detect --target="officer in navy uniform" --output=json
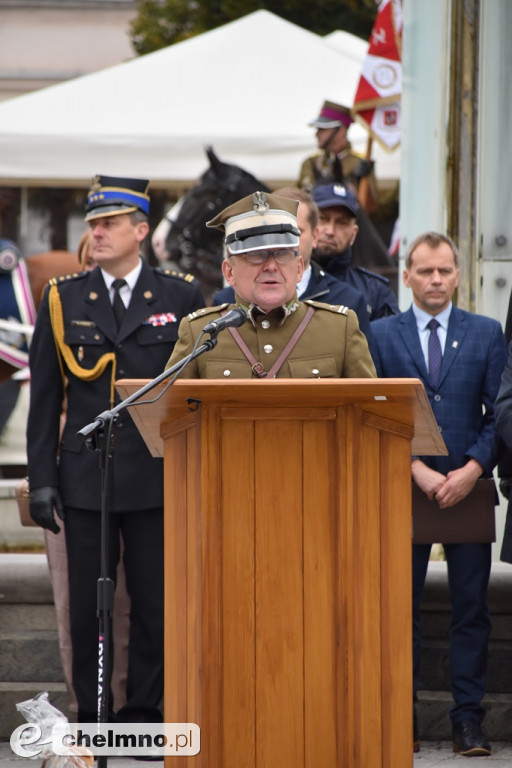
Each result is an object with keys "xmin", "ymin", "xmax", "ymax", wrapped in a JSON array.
[
  {"xmin": 311, "ymin": 183, "xmax": 399, "ymax": 321},
  {"xmin": 27, "ymin": 175, "xmax": 205, "ymax": 723},
  {"xmin": 167, "ymin": 191, "xmax": 376, "ymax": 380}
]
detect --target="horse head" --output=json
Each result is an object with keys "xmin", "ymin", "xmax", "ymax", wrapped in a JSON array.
[{"xmin": 165, "ymin": 147, "xmax": 270, "ymax": 302}]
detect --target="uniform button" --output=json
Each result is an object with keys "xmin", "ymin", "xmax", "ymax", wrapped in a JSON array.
[
  {"xmin": 264, "ymin": 344, "xmax": 273, "ymax": 354},
  {"xmin": 312, "ymin": 368, "xmax": 320, "ymax": 375},
  {"xmin": 94, "ymin": 334, "xmax": 101, "ymax": 340},
  {"xmin": 119, "ymin": 370, "xmax": 125, "ymax": 376},
  {"xmin": 261, "ymin": 320, "xmax": 270, "ymax": 329},
  {"xmin": 434, "ymin": 394, "xmax": 441, "ymax": 402},
  {"xmin": 223, "ymin": 369, "xmax": 231, "ymax": 377}
]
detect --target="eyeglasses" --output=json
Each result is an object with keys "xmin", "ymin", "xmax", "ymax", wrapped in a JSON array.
[{"xmin": 235, "ymin": 249, "xmax": 299, "ymax": 265}]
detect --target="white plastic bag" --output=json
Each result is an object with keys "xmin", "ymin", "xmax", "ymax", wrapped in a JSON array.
[{"xmin": 14, "ymin": 691, "xmax": 93, "ymax": 767}]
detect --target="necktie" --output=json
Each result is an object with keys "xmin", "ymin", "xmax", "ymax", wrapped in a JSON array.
[
  {"xmin": 112, "ymin": 278, "xmax": 127, "ymax": 329},
  {"xmin": 427, "ymin": 318, "xmax": 442, "ymax": 386}
]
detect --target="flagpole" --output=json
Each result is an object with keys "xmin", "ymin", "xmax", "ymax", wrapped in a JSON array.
[{"xmin": 357, "ymin": 135, "xmax": 373, "ymax": 211}]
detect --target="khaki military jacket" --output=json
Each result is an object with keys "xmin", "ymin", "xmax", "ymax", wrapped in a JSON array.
[{"xmin": 166, "ymin": 297, "xmax": 376, "ymax": 380}]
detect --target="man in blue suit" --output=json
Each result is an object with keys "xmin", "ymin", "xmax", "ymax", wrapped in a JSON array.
[{"xmin": 371, "ymin": 231, "xmax": 508, "ymax": 757}]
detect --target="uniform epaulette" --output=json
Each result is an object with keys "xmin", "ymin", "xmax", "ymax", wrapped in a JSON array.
[
  {"xmin": 48, "ymin": 271, "xmax": 86, "ymax": 286},
  {"xmin": 353, "ymin": 266, "xmax": 391, "ymax": 285},
  {"xmin": 186, "ymin": 304, "xmax": 229, "ymax": 321},
  {"xmin": 156, "ymin": 267, "xmax": 196, "ymax": 283},
  {"xmin": 304, "ymin": 299, "xmax": 350, "ymax": 316}
]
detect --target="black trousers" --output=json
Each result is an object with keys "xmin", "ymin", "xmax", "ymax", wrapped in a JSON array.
[{"xmin": 65, "ymin": 506, "xmax": 164, "ymax": 723}]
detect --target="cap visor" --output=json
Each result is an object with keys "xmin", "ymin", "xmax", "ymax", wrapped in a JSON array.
[
  {"xmin": 84, "ymin": 204, "xmax": 137, "ymax": 222},
  {"xmin": 309, "ymin": 118, "xmax": 343, "ymax": 128},
  {"xmin": 227, "ymin": 232, "xmax": 299, "ymax": 255}
]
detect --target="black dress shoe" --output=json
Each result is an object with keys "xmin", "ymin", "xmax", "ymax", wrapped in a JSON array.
[{"xmin": 452, "ymin": 719, "xmax": 491, "ymax": 757}]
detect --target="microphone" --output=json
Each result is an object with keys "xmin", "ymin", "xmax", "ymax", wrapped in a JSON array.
[{"xmin": 203, "ymin": 307, "xmax": 248, "ymax": 334}]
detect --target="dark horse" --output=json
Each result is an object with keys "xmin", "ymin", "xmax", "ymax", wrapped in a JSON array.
[
  {"xmin": 155, "ymin": 146, "xmax": 269, "ymax": 303},
  {"xmin": 154, "ymin": 146, "xmax": 397, "ymax": 303}
]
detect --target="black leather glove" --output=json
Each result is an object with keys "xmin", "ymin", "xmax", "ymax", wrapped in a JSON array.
[
  {"xmin": 352, "ymin": 159, "xmax": 374, "ymax": 180},
  {"xmin": 499, "ymin": 477, "xmax": 512, "ymax": 501},
  {"xmin": 29, "ymin": 486, "xmax": 64, "ymax": 534}
]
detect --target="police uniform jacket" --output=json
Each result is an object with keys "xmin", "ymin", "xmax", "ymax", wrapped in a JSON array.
[
  {"xmin": 317, "ymin": 247, "xmax": 400, "ymax": 321},
  {"xmin": 166, "ymin": 297, "xmax": 376, "ymax": 380},
  {"xmin": 27, "ymin": 260, "xmax": 204, "ymax": 511}
]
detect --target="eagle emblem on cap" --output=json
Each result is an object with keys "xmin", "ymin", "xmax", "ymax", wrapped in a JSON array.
[
  {"xmin": 252, "ymin": 191, "xmax": 269, "ymax": 213},
  {"xmin": 90, "ymin": 175, "xmax": 102, "ymax": 192}
]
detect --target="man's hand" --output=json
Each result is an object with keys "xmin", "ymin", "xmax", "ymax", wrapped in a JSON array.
[
  {"xmin": 434, "ymin": 460, "xmax": 483, "ymax": 508},
  {"xmin": 352, "ymin": 159, "xmax": 374, "ymax": 180},
  {"xmin": 29, "ymin": 486, "xmax": 64, "ymax": 534},
  {"xmin": 411, "ymin": 459, "xmax": 445, "ymax": 499}
]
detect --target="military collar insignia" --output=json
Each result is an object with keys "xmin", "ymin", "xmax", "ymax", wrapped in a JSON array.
[{"xmin": 247, "ymin": 300, "xmax": 299, "ymax": 327}]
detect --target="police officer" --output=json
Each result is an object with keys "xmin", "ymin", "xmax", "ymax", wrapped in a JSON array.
[
  {"xmin": 27, "ymin": 174, "xmax": 205, "ymax": 723},
  {"xmin": 312, "ymin": 183, "xmax": 400, "ymax": 321},
  {"xmin": 167, "ymin": 191, "xmax": 376, "ymax": 379}
]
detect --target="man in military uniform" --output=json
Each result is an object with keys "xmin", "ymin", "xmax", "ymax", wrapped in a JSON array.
[
  {"xmin": 312, "ymin": 183, "xmax": 399, "ymax": 321},
  {"xmin": 26, "ymin": 175, "xmax": 204, "ymax": 723},
  {"xmin": 166, "ymin": 191, "xmax": 376, "ymax": 380},
  {"xmin": 211, "ymin": 187, "xmax": 372, "ymax": 345},
  {"xmin": 298, "ymin": 99, "xmax": 378, "ymax": 212}
]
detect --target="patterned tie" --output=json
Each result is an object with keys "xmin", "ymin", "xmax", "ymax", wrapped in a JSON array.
[
  {"xmin": 112, "ymin": 278, "xmax": 127, "ymax": 329},
  {"xmin": 427, "ymin": 318, "xmax": 442, "ymax": 386}
]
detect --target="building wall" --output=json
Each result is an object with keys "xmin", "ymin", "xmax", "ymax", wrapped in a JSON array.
[{"xmin": 0, "ymin": 0, "xmax": 136, "ymax": 101}]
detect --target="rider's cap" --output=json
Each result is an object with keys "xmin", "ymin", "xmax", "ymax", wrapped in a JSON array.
[
  {"xmin": 207, "ymin": 191, "xmax": 300, "ymax": 254},
  {"xmin": 85, "ymin": 174, "xmax": 150, "ymax": 222},
  {"xmin": 308, "ymin": 100, "xmax": 353, "ymax": 129},
  {"xmin": 311, "ymin": 183, "xmax": 359, "ymax": 217}
]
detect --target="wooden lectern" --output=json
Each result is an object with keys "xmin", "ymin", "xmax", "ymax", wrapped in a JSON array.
[{"xmin": 116, "ymin": 378, "xmax": 446, "ymax": 768}]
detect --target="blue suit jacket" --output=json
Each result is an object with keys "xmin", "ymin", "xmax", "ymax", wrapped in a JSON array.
[{"xmin": 371, "ymin": 305, "xmax": 508, "ymax": 475}]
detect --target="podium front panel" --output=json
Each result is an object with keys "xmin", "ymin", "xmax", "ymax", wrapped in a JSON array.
[{"xmin": 161, "ymin": 396, "xmax": 414, "ymax": 768}]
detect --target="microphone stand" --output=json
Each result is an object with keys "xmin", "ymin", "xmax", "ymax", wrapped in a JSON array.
[{"xmin": 76, "ymin": 334, "xmax": 218, "ymax": 768}]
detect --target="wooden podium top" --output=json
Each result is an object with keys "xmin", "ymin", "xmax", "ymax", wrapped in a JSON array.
[{"xmin": 116, "ymin": 378, "xmax": 447, "ymax": 459}]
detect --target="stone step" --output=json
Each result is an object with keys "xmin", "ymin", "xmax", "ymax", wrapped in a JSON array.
[
  {"xmin": 0, "ymin": 552, "xmax": 69, "ymax": 738},
  {"xmin": 0, "ymin": 603, "xmax": 56, "ymax": 632},
  {"xmin": 0, "ymin": 682, "xmax": 71, "ymax": 739},
  {"xmin": 0, "ymin": 553, "xmax": 53, "ymax": 603},
  {"xmin": 0, "ymin": 630, "xmax": 64, "ymax": 683}
]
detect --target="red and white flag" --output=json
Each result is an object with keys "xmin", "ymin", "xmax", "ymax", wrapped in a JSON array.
[{"xmin": 352, "ymin": 0, "xmax": 403, "ymax": 152}]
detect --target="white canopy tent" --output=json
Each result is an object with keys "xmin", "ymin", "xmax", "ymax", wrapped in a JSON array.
[
  {"xmin": 0, "ymin": 10, "xmax": 400, "ymax": 189},
  {"xmin": 323, "ymin": 29, "xmax": 369, "ymax": 62}
]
